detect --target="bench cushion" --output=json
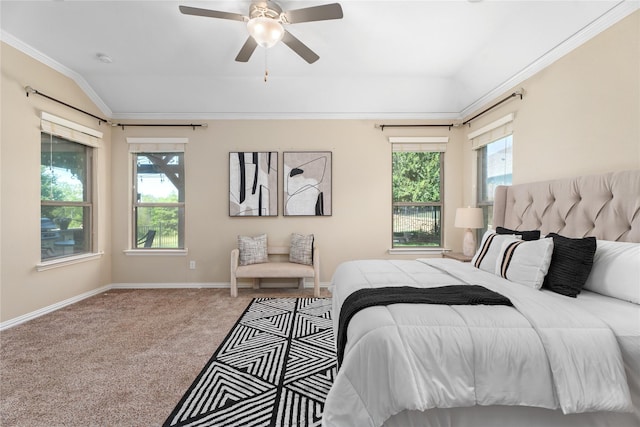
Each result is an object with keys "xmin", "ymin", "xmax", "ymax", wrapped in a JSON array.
[{"xmin": 235, "ymin": 262, "xmax": 315, "ymax": 278}]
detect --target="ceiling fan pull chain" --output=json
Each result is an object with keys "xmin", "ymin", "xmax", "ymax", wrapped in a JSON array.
[{"xmin": 264, "ymin": 49, "xmax": 269, "ymax": 82}]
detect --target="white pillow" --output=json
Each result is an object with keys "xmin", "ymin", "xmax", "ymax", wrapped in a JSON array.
[
  {"xmin": 494, "ymin": 238, "xmax": 554, "ymax": 289},
  {"xmin": 472, "ymin": 230, "xmax": 521, "ymax": 273},
  {"xmin": 583, "ymin": 240, "xmax": 640, "ymax": 304}
]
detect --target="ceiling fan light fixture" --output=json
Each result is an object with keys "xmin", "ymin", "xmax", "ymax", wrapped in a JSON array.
[{"xmin": 247, "ymin": 17, "xmax": 284, "ymax": 48}]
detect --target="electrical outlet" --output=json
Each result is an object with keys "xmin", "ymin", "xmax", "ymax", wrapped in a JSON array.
[{"xmin": 189, "ymin": 260, "xmax": 196, "ymax": 270}]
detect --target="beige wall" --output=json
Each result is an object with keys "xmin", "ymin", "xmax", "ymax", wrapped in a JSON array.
[
  {"xmin": 1, "ymin": 43, "xmax": 113, "ymax": 322},
  {"xmin": 461, "ymin": 11, "xmax": 640, "ymax": 204},
  {"xmin": 2, "ymin": 10, "xmax": 639, "ymax": 323},
  {"xmin": 512, "ymin": 9, "xmax": 639, "ymax": 184},
  {"xmin": 110, "ymin": 120, "xmax": 464, "ymax": 285}
]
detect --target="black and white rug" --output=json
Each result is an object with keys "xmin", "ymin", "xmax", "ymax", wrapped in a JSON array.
[{"xmin": 164, "ymin": 298, "xmax": 337, "ymax": 427}]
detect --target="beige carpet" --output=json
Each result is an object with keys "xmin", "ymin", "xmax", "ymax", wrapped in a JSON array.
[{"xmin": 0, "ymin": 287, "xmax": 330, "ymax": 427}]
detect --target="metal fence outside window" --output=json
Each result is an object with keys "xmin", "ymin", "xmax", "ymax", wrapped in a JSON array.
[
  {"xmin": 137, "ymin": 224, "xmax": 178, "ymax": 248},
  {"xmin": 392, "ymin": 205, "xmax": 441, "ymax": 246}
]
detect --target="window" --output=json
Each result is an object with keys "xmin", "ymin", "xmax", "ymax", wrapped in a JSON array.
[
  {"xmin": 40, "ymin": 132, "xmax": 93, "ymax": 260},
  {"xmin": 470, "ymin": 113, "xmax": 514, "ymax": 236},
  {"xmin": 476, "ymin": 135, "xmax": 513, "ymax": 235},
  {"xmin": 133, "ymin": 152, "xmax": 185, "ymax": 249},
  {"xmin": 40, "ymin": 112, "xmax": 100, "ymax": 263},
  {"xmin": 391, "ymin": 140, "xmax": 445, "ymax": 248},
  {"xmin": 128, "ymin": 137, "xmax": 187, "ymax": 251}
]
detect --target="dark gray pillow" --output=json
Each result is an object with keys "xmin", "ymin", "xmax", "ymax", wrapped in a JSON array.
[
  {"xmin": 496, "ymin": 226, "xmax": 541, "ymax": 241},
  {"xmin": 543, "ymin": 233, "xmax": 597, "ymax": 297}
]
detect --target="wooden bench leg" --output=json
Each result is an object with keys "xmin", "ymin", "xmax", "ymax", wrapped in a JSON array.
[
  {"xmin": 313, "ymin": 274, "xmax": 320, "ymax": 298},
  {"xmin": 298, "ymin": 278, "xmax": 305, "ymax": 289},
  {"xmin": 231, "ymin": 275, "xmax": 238, "ymax": 298},
  {"xmin": 253, "ymin": 278, "xmax": 260, "ymax": 289}
]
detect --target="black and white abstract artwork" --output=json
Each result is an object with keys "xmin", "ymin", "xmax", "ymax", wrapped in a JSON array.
[
  {"xmin": 284, "ymin": 152, "xmax": 332, "ymax": 216},
  {"xmin": 229, "ymin": 152, "xmax": 278, "ymax": 216}
]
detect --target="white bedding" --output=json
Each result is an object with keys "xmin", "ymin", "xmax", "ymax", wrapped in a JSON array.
[{"xmin": 323, "ymin": 258, "xmax": 639, "ymax": 427}]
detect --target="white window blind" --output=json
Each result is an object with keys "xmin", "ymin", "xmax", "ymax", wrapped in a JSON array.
[
  {"xmin": 389, "ymin": 136, "xmax": 448, "ymax": 152},
  {"xmin": 40, "ymin": 112, "xmax": 102, "ymax": 148},
  {"xmin": 126, "ymin": 137, "xmax": 188, "ymax": 153},
  {"xmin": 468, "ymin": 113, "xmax": 514, "ymax": 150}
]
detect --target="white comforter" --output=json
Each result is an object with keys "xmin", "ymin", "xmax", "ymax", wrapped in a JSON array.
[{"xmin": 323, "ymin": 258, "xmax": 633, "ymax": 427}]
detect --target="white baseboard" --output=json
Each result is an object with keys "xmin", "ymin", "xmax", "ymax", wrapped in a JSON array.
[
  {"xmin": 110, "ymin": 282, "xmax": 330, "ymax": 290},
  {"xmin": 1, "ymin": 281, "xmax": 331, "ymax": 331},
  {"xmin": 0, "ymin": 284, "xmax": 111, "ymax": 331},
  {"xmin": 110, "ymin": 282, "xmax": 230, "ymax": 289}
]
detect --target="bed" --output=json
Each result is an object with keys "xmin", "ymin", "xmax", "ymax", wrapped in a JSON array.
[{"xmin": 323, "ymin": 169, "xmax": 640, "ymax": 427}]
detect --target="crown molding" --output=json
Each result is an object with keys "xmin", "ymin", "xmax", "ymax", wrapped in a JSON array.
[
  {"xmin": 3, "ymin": 0, "xmax": 638, "ymax": 122},
  {"xmin": 1, "ymin": 30, "xmax": 113, "ymax": 118},
  {"xmin": 109, "ymin": 111, "xmax": 463, "ymax": 121}
]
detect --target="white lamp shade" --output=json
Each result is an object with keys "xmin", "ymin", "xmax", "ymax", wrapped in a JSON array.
[
  {"xmin": 247, "ymin": 17, "xmax": 284, "ymax": 48},
  {"xmin": 454, "ymin": 207, "xmax": 483, "ymax": 229}
]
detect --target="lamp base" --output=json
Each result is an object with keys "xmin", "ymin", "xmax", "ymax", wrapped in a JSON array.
[{"xmin": 462, "ymin": 228, "xmax": 477, "ymax": 257}]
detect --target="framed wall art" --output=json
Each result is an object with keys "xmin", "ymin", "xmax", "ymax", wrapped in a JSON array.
[
  {"xmin": 283, "ymin": 151, "xmax": 332, "ymax": 216},
  {"xmin": 229, "ymin": 151, "xmax": 278, "ymax": 216}
]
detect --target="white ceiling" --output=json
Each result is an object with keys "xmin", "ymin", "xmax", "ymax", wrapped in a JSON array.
[{"xmin": 1, "ymin": 1, "xmax": 637, "ymax": 120}]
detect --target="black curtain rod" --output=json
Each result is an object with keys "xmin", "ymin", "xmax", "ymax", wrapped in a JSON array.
[
  {"xmin": 26, "ymin": 86, "xmax": 109, "ymax": 124},
  {"xmin": 25, "ymin": 86, "xmax": 207, "ymax": 130},
  {"xmin": 376, "ymin": 124, "xmax": 455, "ymax": 131},
  {"xmin": 112, "ymin": 123, "xmax": 208, "ymax": 130},
  {"xmin": 376, "ymin": 89, "xmax": 524, "ymax": 131},
  {"xmin": 462, "ymin": 90, "xmax": 523, "ymax": 126}
]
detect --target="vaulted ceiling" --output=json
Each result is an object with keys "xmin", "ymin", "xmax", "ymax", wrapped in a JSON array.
[{"xmin": 1, "ymin": 1, "xmax": 637, "ymax": 120}]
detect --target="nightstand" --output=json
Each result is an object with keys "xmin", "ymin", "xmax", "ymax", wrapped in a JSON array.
[{"xmin": 442, "ymin": 252, "xmax": 473, "ymax": 262}]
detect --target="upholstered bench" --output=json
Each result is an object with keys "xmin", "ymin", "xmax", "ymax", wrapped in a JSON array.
[{"xmin": 230, "ymin": 245, "xmax": 320, "ymax": 297}]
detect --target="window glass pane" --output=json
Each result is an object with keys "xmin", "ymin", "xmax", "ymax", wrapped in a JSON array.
[
  {"xmin": 136, "ymin": 153, "xmax": 184, "ymax": 203},
  {"xmin": 41, "ymin": 132, "xmax": 92, "ymax": 261},
  {"xmin": 41, "ymin": 205, "xmax": 91, "ymax": 260},
  {"xmin": 392, "ymin": 151, "xmax": 442, "ymax": 247},
  {"xmin": 393, "ymin": 205, "xmax": 441, "ymax": 246},
  {"xmin": 479, "ymin": 205, "xmax": 494, "ymax": 236},
  {"xmin": 477, "ymin": 135, "xmax": 512, "ymax": 237},
  {"xmin": 41, "ymin": 134, "xmax": 87, "ymax": 202},
  {"xmin": 135, "ymin": 206, "xmax": 183, "ymax": 248},
  {"xmin": 478, "ymin": 135, "xmax": 512, "ymax": 203},
  {"xmin": 393, "ymin": 152, "xmax": 441, "ymax": 203},
  {"xmin": 134, "ymin": 151, "xmax": 185, "ymax": 249}
]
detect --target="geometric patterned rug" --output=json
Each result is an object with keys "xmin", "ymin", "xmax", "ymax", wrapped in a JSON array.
[{"xmin": 163, "ymin": 298, "xmax": 336, "ymax": 427}]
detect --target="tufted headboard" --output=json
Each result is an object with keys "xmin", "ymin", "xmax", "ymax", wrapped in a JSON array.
[{"xmin": 493, "ymin": 170, "xmax": 640, "ymax": 243}]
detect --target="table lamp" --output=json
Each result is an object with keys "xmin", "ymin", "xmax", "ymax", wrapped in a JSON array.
[{"xmin": 454, "ymin": 207, "xmax": 484, "ymax": 257}]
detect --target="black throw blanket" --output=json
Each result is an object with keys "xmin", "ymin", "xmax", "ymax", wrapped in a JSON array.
[{"xmin": 336, "ymin": 285, "xmax": 512, "ymax": 367}]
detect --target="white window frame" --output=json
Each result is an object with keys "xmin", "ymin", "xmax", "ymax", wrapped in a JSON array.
[
  {"xmin": 37, "ymin": 112, "xmax": 102, "ymax": 270},
  {"xmin": 389, "ymin": 136, "xmax": 448, "ymax": 254},
  {"xmin": 125, "ymin": 137, "xmax": 188, "ymax": 255}
]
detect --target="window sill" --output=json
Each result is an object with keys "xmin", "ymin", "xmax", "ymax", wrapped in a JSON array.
[
  {"xmin": 387, "ymin": 247, "xmax": 445, "ymax": 255},
  {"xmin": 123, "ymin": 249, "xmax": 188, "ymax": 256},
  {"xmin": 36, "ymin": 252, "xmax": 104, "ymax": 271}
]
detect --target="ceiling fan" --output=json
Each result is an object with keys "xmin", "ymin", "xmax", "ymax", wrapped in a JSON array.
[{"xmin": 179, "ymin": 1, "xmax": 343, "ymax": 64}]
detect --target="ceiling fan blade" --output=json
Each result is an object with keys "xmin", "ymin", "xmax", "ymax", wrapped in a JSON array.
[
  {"xmin": 235, "ymin": 36, "xmax": 258, "ymax": 62},
  {"xmin": 284, "ymin": 3, "xmax": 343, "ymax": 24},
  {"xmin": 281, "ymin": 31, "xmax": 320, "ymax": 64},
  {"xmin": 178, "ymin": 5, "xmax": 245, "ymax": 22}
]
